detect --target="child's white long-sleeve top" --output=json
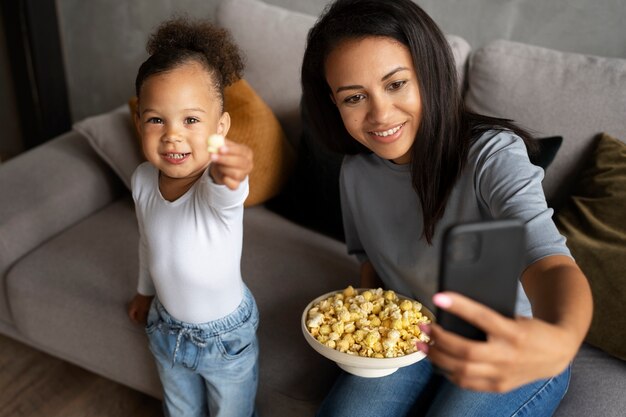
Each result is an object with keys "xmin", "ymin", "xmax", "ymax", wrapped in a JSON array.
[{"xmin": 132, "ymin": 162, "xmax": 248, "ymax": 324}]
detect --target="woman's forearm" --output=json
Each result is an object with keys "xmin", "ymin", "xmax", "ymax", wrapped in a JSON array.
[
  {"xmin": 360, "ymin": 260, "xmax": 383, "ymax": 288},
  {"xmin": 522, "ymin": 255, "xmax": 593, "ymax": 347}
]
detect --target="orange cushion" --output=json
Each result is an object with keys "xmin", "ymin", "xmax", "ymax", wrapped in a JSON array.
[{"xmin": 129, "ymin": 79, "xmax": 294, "ymax": 206}]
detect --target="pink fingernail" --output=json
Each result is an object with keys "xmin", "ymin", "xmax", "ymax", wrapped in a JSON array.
[
  {"xmin": 433, "ymin": 293, "xmax": 452, "ymax": 309},
  {"xmin": 416, "ymin": 342, "xmax": 429, "ymax": 354},
  {"xmin": 418, "ymin": 323, "xmax": 430, "ymax": 333}
]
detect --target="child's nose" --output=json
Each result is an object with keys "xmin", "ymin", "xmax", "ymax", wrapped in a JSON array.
[{"xmin": 162, "ymin": 126, "xmax": 183, "ymax": 143}]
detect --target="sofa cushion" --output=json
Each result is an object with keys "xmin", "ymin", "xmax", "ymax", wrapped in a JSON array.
[
  {"xmin": 241, "ymin": 207, "xmax": 358, "ymax": 406},
  {"xmin": 554, "ymin": 343, "xmax": 626, "ymax": 417},
  {"xmin": 216, "ymin": 0, "xmax": 316, "ymax": 146},
  {"xmin": 465, "ymin": 40, "xmax": 626, "ymax": 207},
  {"xmin": 531, "ymin": 136, "xmax": 562, "ymax": 170},
  {"xmin": 0, "ymin": 132, "xmax": 122, "ymax": 325},
  {"xmin": 554, "ymin": 132, "xmax": 626, "ymax": 360},
  {"xmin": 6, "ymin": 198, "xmax": 162, "ymax": 397},
  {"xmin": 7, "ymin": 196, "xmax": 359, "ymax": 411},
  {"xmin": 73, "ymin": 105, "xmax": 140, "ymax": 190},
  {"xmin": 75, "ymin": 78, "xmax": 295, "ymax": 207}
]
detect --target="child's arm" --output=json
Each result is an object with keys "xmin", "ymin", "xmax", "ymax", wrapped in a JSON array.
[
  {"xmin": 127, "ymin": 293, "xmax": 154, "ymax": 325},
  {"xmin": 208, "ymin": 138, "xmax": 253, "ymax": 190}
]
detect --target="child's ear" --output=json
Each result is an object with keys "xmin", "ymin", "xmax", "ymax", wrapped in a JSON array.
[
  {"xmin": 133, "ymin": 107, "xmax": 142, "ymax": 138},
  {"xmin": 217, "ymin": 111, "xmax": 231, "ymax": 137}
]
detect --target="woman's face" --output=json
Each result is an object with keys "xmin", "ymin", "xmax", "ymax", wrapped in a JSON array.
[{"xmin": 325, "ymin": 36, "xmax": 422, "ymax": 164}]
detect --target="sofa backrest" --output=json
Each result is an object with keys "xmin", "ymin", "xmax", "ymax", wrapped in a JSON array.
[
  {"xmin": 216, "ymin": 0, "xmax": 471, "ymax": 147},
  {"xmin": 465, "ymin": 40, "xmax": 626, "ymax": 207}
]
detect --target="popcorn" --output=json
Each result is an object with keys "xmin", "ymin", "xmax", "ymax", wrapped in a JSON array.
[
  {"xmin": 207, "ymin": 134, "xmax": 225, "ymax": 153},
  {"xmin": 306, "ymin": 286, "xmax": 431, "ymax": 358}
]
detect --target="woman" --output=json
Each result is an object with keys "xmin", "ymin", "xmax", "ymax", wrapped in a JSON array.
[{"xmin": 301, "ymin": 0, "xmax": 592, "ymax": 416}]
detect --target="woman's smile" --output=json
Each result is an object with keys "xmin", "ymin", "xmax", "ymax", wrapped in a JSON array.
[{"xmin": 368, "ymin": 122, "xmax": 406, "ymax": 143}]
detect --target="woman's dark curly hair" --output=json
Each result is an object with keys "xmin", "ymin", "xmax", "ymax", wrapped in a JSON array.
[{"xmin": 135, "ymin": 17, "xmax": 244, "ymax": 110}]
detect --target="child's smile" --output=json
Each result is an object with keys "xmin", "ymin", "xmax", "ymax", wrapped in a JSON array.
[{"xmin": 162, "ymin": 152, "xmax": 191, "ymax": 164}]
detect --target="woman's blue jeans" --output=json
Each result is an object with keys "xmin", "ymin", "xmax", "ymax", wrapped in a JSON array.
[
  {"xmin": 146, "ymin": 287, "xmax": 259, "ymax": 417},
  {"xmin": 316, "ymin": 358, "xmax": 570, "ymax": 417}
]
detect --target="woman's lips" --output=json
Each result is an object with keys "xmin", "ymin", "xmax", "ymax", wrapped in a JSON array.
[{"xmin": 369, "ymin": 123, "xmax": 405, "ymax": 143}]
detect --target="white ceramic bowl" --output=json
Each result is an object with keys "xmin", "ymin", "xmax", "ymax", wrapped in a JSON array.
[{"xmin": 301, "ymin": 289, "xmax": 435, "ymax": 378}]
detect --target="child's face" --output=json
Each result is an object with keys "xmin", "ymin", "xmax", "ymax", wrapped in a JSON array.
[
  {"xmin": 135, "ymin": 61, "xmax": 229, "ymax": 184},
  {"xmin": 325, "ymin": 36, "xmax": 422, "ymax": 164}
]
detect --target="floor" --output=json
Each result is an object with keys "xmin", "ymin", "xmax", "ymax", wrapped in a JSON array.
[{"xmin": 0, "ymin": 334, "xmax": 163, "ymax": 417}]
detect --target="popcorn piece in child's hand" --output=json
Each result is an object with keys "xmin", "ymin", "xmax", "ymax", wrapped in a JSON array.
[{"xmin": 207, "ymin": 134, "xmax": 225, "ymax": 153}]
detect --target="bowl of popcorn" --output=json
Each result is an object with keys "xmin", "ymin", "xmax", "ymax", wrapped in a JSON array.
[{"xmin": 302, "ymin": 286, "xmax": 434, "ymax": 378}]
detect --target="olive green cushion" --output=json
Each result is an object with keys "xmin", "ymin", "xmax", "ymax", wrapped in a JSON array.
[{"xmin": 555, "ymin": 132, "xmax": 626, "ymax": 360}]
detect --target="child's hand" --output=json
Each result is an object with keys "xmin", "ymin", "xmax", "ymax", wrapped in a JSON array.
[
  {"xmin": 208, "ymin": 138, "xmax": 254, "ymax": 190},
  {"xmin": 127, "ymin": 293, "xmax": 154, "ymax": 325}
]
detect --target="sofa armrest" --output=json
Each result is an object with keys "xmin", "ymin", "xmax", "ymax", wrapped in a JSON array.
[{"xmin": 0, "ymin": 131, "xmax": 124, "ymax": 279}]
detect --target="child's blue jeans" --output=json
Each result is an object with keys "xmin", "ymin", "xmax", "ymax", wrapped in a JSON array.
[
  {"xmin": 316, "ymin": 357, "xmax": 570, "ymax": 417},
  {"xmin": 146, "ymin": 286, "xmax": 259, "ymax": 417}
]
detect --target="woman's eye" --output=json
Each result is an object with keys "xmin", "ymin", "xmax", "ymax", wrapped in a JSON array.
[
  {"xmin": 388, "ymin": 80, "xmax": 407, "ymax": 91},
  {"xmin": 344, "ymin": 94, "xmax": 365, "ymax": 105},
  {"xmin": 147, "ymin": 117, "xmax": 163, "ymax": 124},
  {"xmin": 185, "ymin": 117, "xmax": 199, "ymax": 124}
]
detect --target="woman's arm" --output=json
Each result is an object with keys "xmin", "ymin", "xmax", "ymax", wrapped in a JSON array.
[
  {"xmin": 425, "ymin": 254, "xmax": 592, "ymax": 392},
  {"xmin": 360, "ymin": 260, "xmax": 384, "ymax": 289},
  {"xmin": 521, "ymin": 255, "xmax": 593, "ymax": 366}
]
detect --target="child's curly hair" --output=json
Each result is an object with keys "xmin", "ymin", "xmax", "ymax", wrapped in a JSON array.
[{"xmin": 135, "ymin": 17, "xmax": 244, "ymax": 108}]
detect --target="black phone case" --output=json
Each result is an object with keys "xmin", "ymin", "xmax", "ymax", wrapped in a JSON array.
[{"xmin": 437, "ymin": 220, "xmax": 525, "ymax": 340}]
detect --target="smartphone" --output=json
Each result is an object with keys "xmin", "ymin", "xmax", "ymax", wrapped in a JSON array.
[{"xmin": 437, "ymin": 220, "xmax": 525, "ymax": 340}]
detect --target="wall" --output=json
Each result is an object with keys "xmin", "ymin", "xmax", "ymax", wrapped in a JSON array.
[{"xmin": 56, "ymin": 0, "xmax": 626, "ymax": 124}]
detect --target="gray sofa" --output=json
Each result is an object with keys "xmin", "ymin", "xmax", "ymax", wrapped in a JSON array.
[{"xmin": 1, "ymin": 0, "xmax": 625, "ymax": 416}]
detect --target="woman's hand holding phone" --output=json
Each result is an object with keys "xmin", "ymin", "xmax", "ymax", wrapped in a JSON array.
[{"xmin": 422, "ymin": 291, "xmax": 576, "ymax": 393}]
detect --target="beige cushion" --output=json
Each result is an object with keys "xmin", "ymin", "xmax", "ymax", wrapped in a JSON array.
[
  {"xmin": 465, "ymin": 40, "xmax": 626, "ymax": 207},
  {"xmin": 554, "ymin": 133, "xmax": 626, "ymax": 361}
]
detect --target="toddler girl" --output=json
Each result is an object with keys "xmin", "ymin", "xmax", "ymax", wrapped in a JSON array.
[{"xmin": 127, "ymin": 17, "xmax": 258, "ymax": 417}]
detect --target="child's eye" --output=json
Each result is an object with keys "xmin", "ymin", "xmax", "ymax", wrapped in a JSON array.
[
  {"xmin": 343, "ymin": 93, "xmax": 366, "ymax": 105},
  {"xmin": 388, "ymin": 80, "xmax": 407, "ymax": 91},
  {"xmin": 185, "ymin": 117, "xmax": 199, "ymax": 124},
  {"xmin": 146, "ymin": 117, "xmax": 163, "ymax": 124}
]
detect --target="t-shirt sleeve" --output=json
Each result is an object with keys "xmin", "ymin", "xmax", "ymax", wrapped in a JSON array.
[
  {"xmin": 131, "ymin": 164, "xmax": 156, "ymax": 296},
  {"xmin": 474, "ymin": 132, "xmax": 571, "ymax": 266},
  {"xmin": 198, "ymin": 168, "xmax": 249, "ymax": 210},
  {"xmin": 136, "ymin": 223, "xmax": 156, "ymax": 296}
]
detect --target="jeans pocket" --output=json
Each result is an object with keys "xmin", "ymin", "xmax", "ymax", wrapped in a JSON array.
[{"xmin": 216, "ymin": 322, "xmax": 257, "ymax": 360}]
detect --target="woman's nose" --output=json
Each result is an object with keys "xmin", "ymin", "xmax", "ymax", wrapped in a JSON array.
[{"xmin": 367, "ymin": 95, "xmax": 392, "ymax": 124}]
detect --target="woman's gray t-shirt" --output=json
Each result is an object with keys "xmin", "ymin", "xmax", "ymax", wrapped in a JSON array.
[{"xmin": 340, "ymin": 130, "xmax": 571, "ymax": 316}]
